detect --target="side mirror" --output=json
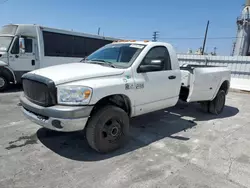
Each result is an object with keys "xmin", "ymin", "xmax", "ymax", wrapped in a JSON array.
[
  {"xmin": 137, "ymin": 59, "xmax": 163, "ymax": 73},
  {"xmin": 19, "ymin": 37, "xmax": 25, "ymax": 54}
]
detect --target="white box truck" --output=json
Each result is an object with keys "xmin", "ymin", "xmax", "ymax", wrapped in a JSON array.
[
  {"xmin": 20, "ymin": 40, "xmax": 231, "ymax": 153},
  {"xmin": 0, "ymin": 24, "xmax": 117, "ymax": 91}
]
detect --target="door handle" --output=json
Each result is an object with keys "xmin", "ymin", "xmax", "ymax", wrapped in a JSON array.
[
  {"xmin": 15, "ymin": 55, "xmax": 19, "ymax": 58},
  {"xmin": 168, "ymin": 75, "xmax": 176, "ymax": 80},
  {"xmin": 31, "ymin": 60, "xmax": 35, "ymax": 66}
]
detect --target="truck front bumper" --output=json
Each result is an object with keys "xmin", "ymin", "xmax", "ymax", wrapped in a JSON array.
[{"xmin": 20, "ymin": 95, "xmax": 93, "ymax": 132}]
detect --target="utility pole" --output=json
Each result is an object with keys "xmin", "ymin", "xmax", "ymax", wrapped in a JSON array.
[
  {"xmin": 97, "ymin": 27, "xmax": 100, "ymax": 35},
  {"xmin": 213, "ymin": 47, "xmax": 217, "ymax": 55},
  {"xmin": 202, "ymin": 20, "xmax": 210, "ymax": 55},
  {"xmin": 231, "ymin": 42, "xmax": 236, "ymax": 56},
  {"xmin": 152, "ymin": 31, "xmax": 159, "ymax": 42}
]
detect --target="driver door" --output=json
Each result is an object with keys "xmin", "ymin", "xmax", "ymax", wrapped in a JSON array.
[
  {"xmin": 8, "ymin": 36, "xmax": 37, "ymax": 82},
  {"xmin": 133, "ymin": 46, "xmax": 181, "ymax": 116}
]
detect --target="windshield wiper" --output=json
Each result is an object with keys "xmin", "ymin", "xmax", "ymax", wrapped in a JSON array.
[
  {"xmin": 80, "ymin": 58, "xmax": 85, "ymax": 62},
  {"xmin": 87, "ymin": 59, "xmax": 116, "ymax": 68}
]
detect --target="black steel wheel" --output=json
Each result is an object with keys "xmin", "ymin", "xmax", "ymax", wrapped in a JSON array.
[
  {"xmin": 209, "ymin": 90, "xmax": 226, "ymax": 115},
  {"xmin": 86, "ymin": 105, "xmax": 129, "ymax": 153}
]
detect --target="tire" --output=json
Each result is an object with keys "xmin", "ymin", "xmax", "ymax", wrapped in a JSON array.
[
  {"xmin": 200, "ymin": 101, "xmax": 209, "ymax": 113},
  {"xmin": 86, "ymin": 105, "xmax": 129, "ymax": 153},
  {"xmin": 209, "ymin": 90, "xmax": 226, "ymax": 115},
  {"xmin": 0, "ymin": 75, "xmax": 8, "ymax": 92}
]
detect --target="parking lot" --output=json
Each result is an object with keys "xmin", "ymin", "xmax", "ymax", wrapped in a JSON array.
[{"xmin": 0, "ymin": 87, "xmax": 249, "ymax": 188}]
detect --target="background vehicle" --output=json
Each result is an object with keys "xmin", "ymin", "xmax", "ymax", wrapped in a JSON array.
[
  {"xmin": 0, "ymin": 24, "xmax": 118, "ymax": 91},
  {"xmin": 20, "ymin": 41, "xmax": 231, "ymax": 153}
]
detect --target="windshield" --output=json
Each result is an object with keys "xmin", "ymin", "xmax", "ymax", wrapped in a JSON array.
[
  {"xmin": 0, "ymin": 25, "xmax": 18, "ymax": 35},
  {"xmin": 85, "ymin": 43, "xmax": 146, "ymax": 68},
  {"xmin": 0, "ymin": 36, "xmax": 13, "ymax": 52}
]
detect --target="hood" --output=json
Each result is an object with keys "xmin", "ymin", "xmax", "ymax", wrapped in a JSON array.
[
  {"xmin": 0, "ymin": 52, "xmax": 8, "ymax": 62},
  {"xmin": 29, "ymin": 62, "xmax": 125, "ymax": 85},
  {"xmin": 0, "ymin": 51, "xmax": 7, "ymax": 55}
]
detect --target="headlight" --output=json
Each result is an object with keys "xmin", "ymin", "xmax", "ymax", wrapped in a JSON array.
[{"xmin": 57, "ymin": 86, "xmax": 92, "ymax": 105}]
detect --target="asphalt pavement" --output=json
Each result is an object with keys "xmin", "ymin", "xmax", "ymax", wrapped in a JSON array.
[{"xmin": 0, "ymin": 87, "xmax": 249, "ymax": 188}]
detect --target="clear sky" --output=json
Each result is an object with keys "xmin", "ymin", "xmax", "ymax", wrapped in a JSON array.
[{"xmin": 1, "ymin": 0, "xmax": 245, "ymax": 55}]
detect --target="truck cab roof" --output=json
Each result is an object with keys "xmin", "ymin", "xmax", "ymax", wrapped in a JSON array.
[
  {"xmin": 112, "ymin": 41, "xmax": 176, "ymax": 53},
  {"xmin": 112, "ymin": 40, "xmax": 172, "ymax": 46}
]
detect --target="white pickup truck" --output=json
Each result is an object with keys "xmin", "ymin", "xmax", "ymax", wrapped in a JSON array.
[{"xmin": 20, "ymin": 41, "xmax": 231, "ymax": 153}]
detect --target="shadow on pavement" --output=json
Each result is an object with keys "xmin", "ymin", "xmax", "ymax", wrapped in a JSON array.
[
  {"xmin": 167, "ymin": 100, "xmax": 239, "ymax": 122},
  {"xmin": 1, "ymin": 84, "xmax": 23, "ymax": 93},
  {"xmin": 37, "ymin": 101, "xmax": 239, "ymax": 162}
]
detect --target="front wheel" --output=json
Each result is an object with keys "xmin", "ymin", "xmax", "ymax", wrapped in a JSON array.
[
  {"xmin": 0, "ymin": 75, "xmax": 8, "ymax": 92},
  {"xmin": 86, "ymin": 105, "xmax": 129, "ymax": 153},
  {"xmin": 209, "ymin": 90, "xmax": 226, "ymax": 115}
]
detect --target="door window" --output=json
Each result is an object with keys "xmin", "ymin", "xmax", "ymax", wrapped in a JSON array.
[
  {"xmin": 10, "ymin": 37, "xmax": 19, "ymax": 54},
  {"xmin": 24, "ymin": 38, "xmax": 33, "ymax": 53},
  {"xmin": 10, "ymin": 37, "xmax": 33, "ymax": 54},
  {"xmin": 142, "ymin": 46, "xmax": 171, "ymax": 71}
]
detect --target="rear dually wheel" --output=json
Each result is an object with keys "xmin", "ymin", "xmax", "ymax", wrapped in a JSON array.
[{"xmin": 209, "ymin": 90, "xmax": 226, "ymax": 115}]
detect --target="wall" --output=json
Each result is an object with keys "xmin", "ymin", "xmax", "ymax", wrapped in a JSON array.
[{"xmin": 177, "ymin": 54, "xmax": 250, "ymax": 91}]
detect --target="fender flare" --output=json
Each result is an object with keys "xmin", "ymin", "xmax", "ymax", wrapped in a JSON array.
[
  {"xmin": 211, "ymin": 79, "xmax": 230, "ymax": 100},
  {"xmin": 0, "ymin": 66, "xmax": 17, "ymax": 84}
]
